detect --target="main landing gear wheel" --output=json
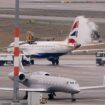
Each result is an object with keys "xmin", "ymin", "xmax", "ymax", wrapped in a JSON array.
[
  {"xmin": 48, "ymin": 93, "xmax": 56, "ymax": 100},
  {"xmin": 48, "ymin": 94, "xmax": 54, "ymax": 100},
  {"xmin": 52, "ymin": 59, "xmax": 59, "ymax": 65},
  {"xmin": 31, "ymin": 59, "xmax": 34, "ymax": 65},
  {"xmin": 48, "ymin": 57, "xmax": 59, "ymax": 65}
]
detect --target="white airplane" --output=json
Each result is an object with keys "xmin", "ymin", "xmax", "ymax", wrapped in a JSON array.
[
  {"xmin": 1, "ymin": 16, "xmax": 103, "ymax": 65},
  {"xmin": 0, "ymin": 62, "xmax": 105, "ymax": 102},
  {"xmin": 7, "ymin": 16, "xmax": 82, "ymax": 65},
  {"xmin": 5, "ymin": 16, "xmax": 104, "ymax": 65}
]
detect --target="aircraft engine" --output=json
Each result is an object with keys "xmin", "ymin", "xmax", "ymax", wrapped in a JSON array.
[
  {"xmin": 19, "ymin": 72, "xmax": 27, "ymax": 82},
  {"xmin": 8, "ymin": 71, "xmax": 27, "ymax": 82}
]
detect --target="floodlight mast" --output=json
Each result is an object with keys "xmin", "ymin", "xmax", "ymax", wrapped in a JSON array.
[{"xmin": 13, "ymin": 0, "xmax": 20, "ymax": 102}]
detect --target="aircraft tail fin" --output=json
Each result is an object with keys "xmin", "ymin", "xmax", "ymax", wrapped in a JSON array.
[
  {"xmin": 68, "ymin": 18, "xmax": 79, "ymax": 46},
  {"xmin": 65, "ymin": 16, "xmax": 80, "ymax": 49},
  {"xmin": 66, "ymin": 16, "xmax": 93, "ymax": 47}
]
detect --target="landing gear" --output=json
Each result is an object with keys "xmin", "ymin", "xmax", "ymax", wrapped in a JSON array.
[
  {"xmin": 52, "ymin": 59, "xmax": 59, "ymax": 65},
  {"xmin": 23, "ymin": 91, "xmax": 28, "ymax": 99},
  {"xmin": 71, "ymin": 94, "xmax": 76, "ymax": 102},
  {"xmin": 48, "ymin": 57, "xmax": 59, "ymax": 65},
  {"xmin": 30, "ymin": 59, "xmax": 34, "ymax": 65},
  {"xmin": 48, "ymin": 93, "xmax": 56, "ymax": 100}
]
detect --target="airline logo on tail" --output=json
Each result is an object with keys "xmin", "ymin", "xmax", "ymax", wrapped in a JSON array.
[
  {"xmin": 68, "ymin": 21, "xmax": 79, "ymax": 45},
  {"xmin": 71, "ymin": 21, "xmax": 79, "ymax": 30},
  {"xmin": 70, "ymin": 21, "xmax": 79, "ymax": 37}
]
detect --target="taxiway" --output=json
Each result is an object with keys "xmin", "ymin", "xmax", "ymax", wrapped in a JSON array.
[{"xmin": 0, "ymin": 55, "xmax": 105, "ymax": 105}]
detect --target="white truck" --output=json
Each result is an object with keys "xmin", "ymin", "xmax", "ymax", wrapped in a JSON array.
[
  {"xmin": 96, "ymin": 51, "xmax": 105, "ymax": 65},
  {"xmin": 0, "ymin": 53, "xmax": 33, "ymax": 66},
  {"xmin": 0, "ymin": 53, "xmax": 13, "ymax": 66}
]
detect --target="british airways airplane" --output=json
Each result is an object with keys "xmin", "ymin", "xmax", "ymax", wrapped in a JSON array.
[{"xmin": 7, "ymin": 16, "xmax": 83, "ymax": 65}]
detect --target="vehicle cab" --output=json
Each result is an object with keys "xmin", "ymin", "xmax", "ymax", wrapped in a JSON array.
[{"xmin": 96, "ymin": 51, "xmax": 105, "ymax": 65}]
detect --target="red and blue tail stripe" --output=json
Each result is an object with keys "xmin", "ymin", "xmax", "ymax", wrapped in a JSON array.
[
  {"xmin": 71, "ymin": 21, "xmax": 79, "ymax": 31},
  {"xmin": 70, "ymin": 31, "xmax": 78, "ymax": 37},
  {"xmin": 70, "ymin": 21, "xmax": 79, "ymax": 37},
  {"xmin": 68, "ymin": 21, "xmax": 79, "ymax": 45}
]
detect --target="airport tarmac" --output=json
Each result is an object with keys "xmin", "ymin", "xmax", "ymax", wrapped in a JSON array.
[
  {"xmin": 0, "ymin": 1, "xmax": 105, "ymax": 104},
  {"xmin": 0, "ymin": 55, "xmax": 105, "ymax": 105}
]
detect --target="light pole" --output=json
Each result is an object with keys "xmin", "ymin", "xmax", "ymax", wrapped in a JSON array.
[{"xmin": 13, "ymin": 0, "xmax": 20, "ymax": 102}]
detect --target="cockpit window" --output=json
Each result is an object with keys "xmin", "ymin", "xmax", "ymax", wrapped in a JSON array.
[
  {"xmin": 70, "ymin": 82, "xmax": 74, "ymax": 84},
  {"xmin": 67, "ymin": 81, "xmax": 76, "ymax": 84}
]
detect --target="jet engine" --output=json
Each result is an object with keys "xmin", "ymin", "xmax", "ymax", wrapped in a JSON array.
[
  {"xmin": 19, "ymin": 72, "xmax": 26, "ymax": 82},
  {"xmin": 8, "ymin": 72, "xmax": 27, "ymax": 83}
]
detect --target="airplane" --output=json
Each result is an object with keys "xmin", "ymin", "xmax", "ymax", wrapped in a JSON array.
[
  {"xmin": 1, "ymin": 16, "xmax": 103, "ymax": 65},
  {"xmin": 0, "ymin": 61, "xmax": 105, "ymax": 102},
  {"xmin": 0, "ymin": 16, "xmax": 102, "ymax": 65},
  {"xmin": 6, "ymin": 16, "xmax": 83, "ymax": 65}
]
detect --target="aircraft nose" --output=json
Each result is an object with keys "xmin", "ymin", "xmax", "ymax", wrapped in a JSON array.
[
  {"xmin": 74, "ymin": 87, "xmax": 80, "ymax": 93},
  {"xmin": 72, "ymin": 84, "xmax": 80, "ymax": 93}
]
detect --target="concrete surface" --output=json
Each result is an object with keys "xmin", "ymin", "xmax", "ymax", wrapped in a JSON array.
[{"xmin": 0, "ymin": 55, "xmax": 105, "ymax": 105}]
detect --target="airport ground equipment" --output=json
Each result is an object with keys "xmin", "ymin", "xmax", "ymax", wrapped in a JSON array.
[
  {"xmin": 28, "ymin": 92, "xmax": 43, "ymax": 105},
  {"xmin": 0, "ymin": 53, "xmax": 32, "ymax": 66},
  {"xmin": 0, "ymin": 53, "xmax": 13, "ymax": 66},
  {"xmin": 96, "ymin": 51, "xmax": 105, "ymax": 65}
]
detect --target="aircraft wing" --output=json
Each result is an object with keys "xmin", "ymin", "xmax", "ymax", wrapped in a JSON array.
[
  {"xmin": 80, "ymin": 85, "xmax": 105, "ymax": 90},
  {"xmin": 72, "ymin": 48, "xmax": 104, "ymax": 53},
  {"xmin": 82, "ymin": 42, "xmax": 105, "ymax": 46},
  {"xmin": 0, "ymin": 88, "xmax": 47, "ymax": 92},
  {"xmin": 72, "ymin": 42, "xmax": 105, "ymax": 53},
  {"xmin": 80, "ymin": 76, "xmax": 105, "ymax": 90}
]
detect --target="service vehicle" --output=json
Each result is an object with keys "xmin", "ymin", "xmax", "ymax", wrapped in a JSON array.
[
  {"xmin": 0, "ymin": 53, "xmax": 13, "ymax": 66},
  {"xmin": 0, "ymin": 53, "xmax": 33, "ymax": 66},
  {"xmin": 96, "ymin": 51, "xmax": 105, "ymax": 65}
]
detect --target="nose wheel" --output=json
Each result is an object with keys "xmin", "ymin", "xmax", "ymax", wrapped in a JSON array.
[{"xmin": 71, "ymin": 94, "xmax": 76, "ymax": 102}]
